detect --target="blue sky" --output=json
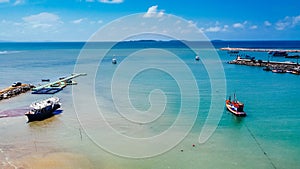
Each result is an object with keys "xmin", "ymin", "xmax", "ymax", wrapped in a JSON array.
[{"xmin": 0, "ymin": 0, "xmax": 300, "ymax": 41}]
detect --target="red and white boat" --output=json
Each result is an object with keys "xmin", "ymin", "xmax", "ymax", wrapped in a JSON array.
[{"xmin": 225, "ymin": 94, "xmax": 246, "ymax": 117}]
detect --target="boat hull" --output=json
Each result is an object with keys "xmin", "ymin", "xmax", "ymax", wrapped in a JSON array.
[
  {"xmin": 225, "ymin": 103, "xmax": 246, "ymax": 117},
  {"xmin": 25, "ymin": 104, "xmax": 61, "ymax": 122}
]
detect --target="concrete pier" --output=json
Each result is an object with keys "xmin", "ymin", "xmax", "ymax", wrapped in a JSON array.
[
  {"xmin": 228, "ymin": 57, "xmax": 300, "ymax": 74},
  {"xmin": 220, "ymin": 47, "xmax": 300, "ymax": 53},
  {"xmin": 32, "ymin": 73, "xmax": 87, "ymax": 92}
]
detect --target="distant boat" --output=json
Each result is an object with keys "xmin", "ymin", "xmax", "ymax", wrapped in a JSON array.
[
  {"xmin": 228, "ymin": 50, "xmax": 239, "ymax": 54},
  {"xmin": 285, "ymin": 55, "xmax": 300, "ymax": 59},
  {"xmin": 263, "ymin": 66, "xmax": 272, "ymax": 71},
  {"xmin": 272, "ymin": 68, "xmax": 286, "ymax": 73},
  {"xmin": 272, "ymin": 51, "xmax": 288, "ymax": 57},
  {"xmin": 291, "ymin": 70, "xmax": 300, "ymax": 75},
  {"xmin": 112, "ymin": 58, "xmax": 117, "ymax": 64},
  {"xmin": 290, "ymin": 67, "xmax": 300, "ymax": 75},
  {"xmin": 195, "ymin": 55, "xmax": 200, "ymax": 61},
  {"xmin": 225, "ymin": 94, "xmax": 246, "ymax": 117},
  {"xmin": 244, "ymin": 55, "xmax": 255, "ymax": 60},
  {"xmin": 25, "ymin": 97, "xmax": 62, "ymax": 122},
  {"xmin": 42, "ymin": 79, "xmax": 50, "ymax": 82}
]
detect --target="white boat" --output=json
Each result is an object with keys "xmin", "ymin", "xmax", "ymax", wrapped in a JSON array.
[
  {"xmin": 25, "ymin": 97, "xmax": 62, "ymax": 122},
  {"xmin": 112, "ymin": 58, "xmax": 117, "ymax": 64}
]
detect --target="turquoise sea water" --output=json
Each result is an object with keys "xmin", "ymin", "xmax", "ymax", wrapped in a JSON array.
[{"xmin": 0, "ymin": 41, "xmax": 300, "ymax": 169}]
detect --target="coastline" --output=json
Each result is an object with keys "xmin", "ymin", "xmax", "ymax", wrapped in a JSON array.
[{"xmin": 0, "ymin": 41, "xmax": 300, "ymax": 169}]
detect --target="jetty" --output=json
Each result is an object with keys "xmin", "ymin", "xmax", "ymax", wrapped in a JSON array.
[
  {"xmin": 220, "ymin": 47, "xmax": 300, "ymax": 53},
  {"xmin": 32, "ymin": 73, "xmax": 87, "ymax": 94},
  {"xmin": 228, "ymin": 56, "xmax": 300, "ymax": 74},
  {"xmin": 0, "ymin": 83, "xmax": 34, "ymax": 101}
]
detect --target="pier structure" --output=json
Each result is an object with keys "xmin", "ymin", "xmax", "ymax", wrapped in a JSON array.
[
  {"xmin": 0, "ymin": 83, "xmax": 34, "ymax": 100},
  {"xmin": 220, "ymin": 47, "xmax": 300, "ymax": 53},
  {"xmin": 229, "ymin": 57, "xmax": 297, "ymax": 67},
  {"xmin": 32, "ymin": 73, "xmax": 87, "ymax": 94},
  {"xmin": 228, "ymin": 56, "xmax": 300, "ymax": 74}
]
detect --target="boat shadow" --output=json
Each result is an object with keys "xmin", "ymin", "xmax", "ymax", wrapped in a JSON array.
[{"xmin": 231, "ymin": 115, "xmax": 245, "ymax": 124}]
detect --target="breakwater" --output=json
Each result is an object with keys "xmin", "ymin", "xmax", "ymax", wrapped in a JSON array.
[
  {"xmin": 0, "ymin": 83, "xmax": 34, "ymax": 101},
  {"xmin": 220, "ymin": 47, "xmax": 300, "ymax": 53},
  {"xmin": 228, "ymin": 56, "xmax": 300, "ymax": 74}
]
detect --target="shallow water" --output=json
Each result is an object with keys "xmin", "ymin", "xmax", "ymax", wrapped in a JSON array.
[{"xmin": 0, "ymin": 42, "xmax": 300, "ymax": 169}]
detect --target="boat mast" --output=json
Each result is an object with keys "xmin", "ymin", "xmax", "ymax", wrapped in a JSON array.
[{"xmin": 233, "ymin": 93, "xmax": 236, "ymax": 102}]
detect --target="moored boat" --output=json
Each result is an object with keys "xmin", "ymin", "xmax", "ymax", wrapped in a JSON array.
[
  {"xmin": 25, "ymin": 97, "xmax": 62, "ymax": 122},
  {"xmin": 225, "ymin": 94, "xmax": 246, "ymax": 117},
  {"xmin": 272, "ymin": 68, "xmax": 286, "ymax": 73},
  {"xmin": 263, "ymin": 66, "xmax": 272, "ymax": 71},
  {"xmin": 272, "ymin": 51, "xmax": 288, "ymax": 57},
  {"xmin": 112, "ymin": 58, "xmax": 117, "ymax": 64}
]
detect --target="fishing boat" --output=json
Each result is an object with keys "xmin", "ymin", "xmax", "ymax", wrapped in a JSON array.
[
  {"xmin": 225, "ymin": 94, "xmax": 246, "ymax": 117},
  {"xmin": 25, "ymin": 97, "xmax": 62, "ymax": 122}
]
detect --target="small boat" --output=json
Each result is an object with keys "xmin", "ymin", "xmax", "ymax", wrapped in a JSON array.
[
  {"xmin": 41, "ymin": 79, "xmax": 50, "ymax": 82},
  {"xmin": 112, "ymin": 58, "xmax": 117, "ymax": 64},
  {"xmin": 263, "ymin": 66, "xmax": 272, "ymax": 71},
  {"xmin": 285, "ymin": 55, "xmax": 300, "ymax": 59},
  {"xmin": 195, "ymin": 55, "xmax": 200, "ymax": 61},
  {"xmin": 227, "ymin": 50, "xmax": 239, "ymax": 54},
  {"xmin": 272, "ymin": 51, "xmax": 288, "ymax": 57},
  {"xmin": 25, "ymin": 97, "xmax": 62, "ymax": 122},
  {"xmin": 290, "ymin": 67, "xmax": 300, "ymax": 75},
  {"xmin": 244, "ymin": 55, "xmax": 255, "ymax": 60},
  {"xmin": 225, "ymin": 94, "xmax": 246, "ymax": 117},
  {"xmin": 291, "ymin": 70, "xmax": 300, "ymax": 75},
  {"xmin": 272, "ymin": 69, "xmax": 286, "ymax": 73}
]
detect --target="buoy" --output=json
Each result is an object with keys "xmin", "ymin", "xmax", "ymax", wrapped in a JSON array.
[
  {"xmin": 192, "ymin": 144, "xmax": 195, "ymax": 147},
  {"xmin": 180, "ymin": 149, "xmax": 183, "ymax": 152}
]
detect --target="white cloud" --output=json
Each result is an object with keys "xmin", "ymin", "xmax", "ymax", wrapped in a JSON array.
[
  {"xmin": 233, "ymin": 23, "xmax": 244, "ymax": 28},
  {"xmin": 22, "ymin": 12, "xmax": 63, "ymax": 29},
  {"xmin": 250, "ymin": 25, "xmax": 258, "ymax": 29},
  {"xmin": 13, "ymin": 0, "xmax": 24, "ymax": 5},
  {"xmin": 276, "ymin": 16, "xmax": 291, "ymax": 30},
  {"xmin": 143, "ymin": 5, "xmax": 165, "ymax": 18},
  {"xmin": 99, "ymin": 0, "xmax": 123, "ymax": 4},
  {"xmin": 232, "ymin": 21, "xmax": 248, "ymax": 29},
  {"xmin": 205, "ymin": 21, "xmax": 228, "ymax": 32},
  {"xmin": 275, "ymin": 15, "xmax": 300, "ymax": 30},
  {"xmin": 206, "ymin": 26, "xmax": 222, "ymax": 32},
  {"xmin": 206, "ymin": 26, "xmax": 227, "ymax": 32},
  {"xmin": 72, "ymin": 18, "xmax": 86, "ymax": 24},
  {"xmin": 187, "ymin": 20, "xmax": 197, "ymax": 27},
  {"xmin": 292, "ymin": 15, "xmax": 300, "ymax": 25},
  {"xmin": 157, "ymin": 11, "xmax": 164, "ymax": 18},
  {"xmin": 264, "ymin": 21, "xmax": 272, "ymax": 26}
]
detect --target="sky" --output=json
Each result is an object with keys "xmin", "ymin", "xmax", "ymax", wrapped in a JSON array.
[{"xmin": 0, "ymin": 0, "xmax": 300, "ymax": 41}]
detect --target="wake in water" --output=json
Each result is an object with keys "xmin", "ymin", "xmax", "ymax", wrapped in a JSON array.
[{"xmin": 0, "ymin": 50, "xmax": 22, "ymax": 55}]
